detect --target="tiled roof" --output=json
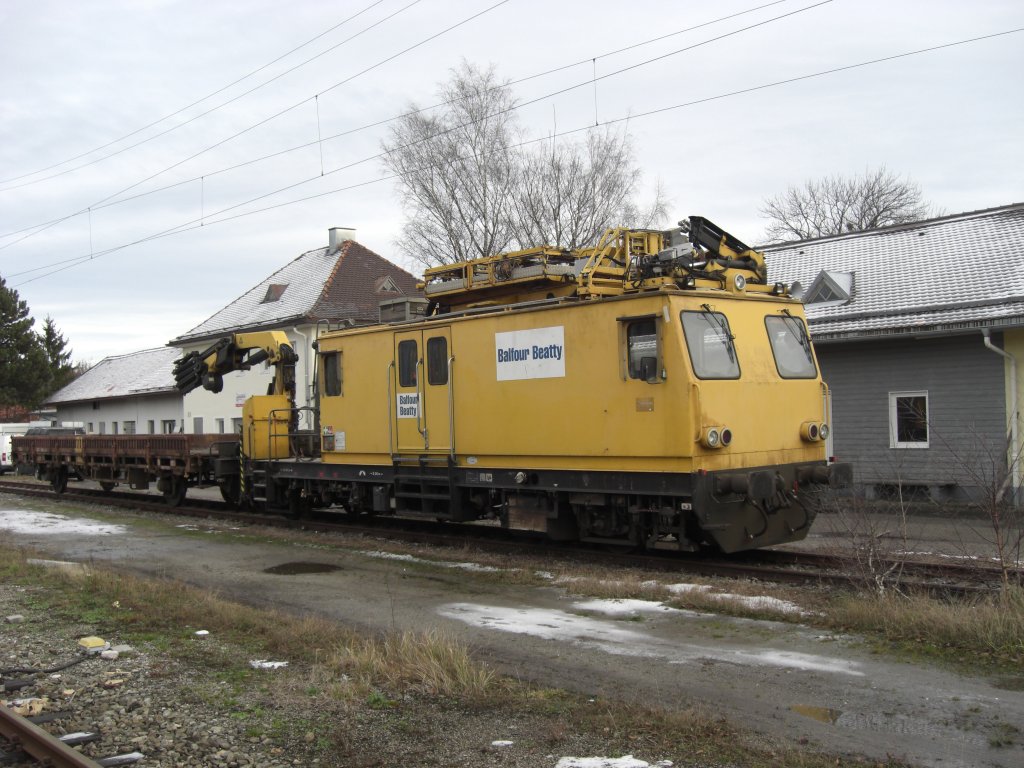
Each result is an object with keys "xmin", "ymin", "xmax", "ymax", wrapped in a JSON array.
[
  {"xmin": 45, "ymin": 347, "xmax": 180, "ymax": 405},
  {"xmin": 171, "ymin": 240, "xmax": 420, "ymax": 343},
  {"xmin": 763, "ymin": 203, "xmax": 1024, "ymax": 341}
]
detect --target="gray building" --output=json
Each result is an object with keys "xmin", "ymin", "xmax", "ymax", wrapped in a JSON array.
[{"xmin": 765, "ymin": 203, "xmax": 1023, "ymax": 503}]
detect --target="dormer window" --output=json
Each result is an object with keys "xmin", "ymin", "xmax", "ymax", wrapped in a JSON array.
[
  {"xmin": 804, "ymin": 270, "xmax": 853, "ymax": 306},
  {"xmin": 375, "ymin": 275, "xmax": 401, "ymax": 294},
  {"xmin": 261, "ymin": 283, "xmax": 288, "ymax": 303}
]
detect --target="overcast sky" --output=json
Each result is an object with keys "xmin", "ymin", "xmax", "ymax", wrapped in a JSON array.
[{"xmin": 1, "ymin": 0, "xmax": 1021, "ymax": 364}]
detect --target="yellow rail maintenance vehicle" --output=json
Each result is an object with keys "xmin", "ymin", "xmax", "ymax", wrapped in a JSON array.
[{"xmin": 282, "ymin": 215, "xmax": 850, "ymax": 553}]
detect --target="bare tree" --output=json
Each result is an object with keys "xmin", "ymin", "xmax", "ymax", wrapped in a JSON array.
[
  {"xmin": 760, "ymin": 167, "xmax": 934, "ymax": 242},
  {"xmin": 511, "ymin": 127, "xmax": 668, "ymax": 250},
  {"xmin": 382, "ymin": 63, "xmax": 668, "ymax": 267},
  {"xmin": 382, "ymin": 62, "xmax": 521, "ymax": 267}
]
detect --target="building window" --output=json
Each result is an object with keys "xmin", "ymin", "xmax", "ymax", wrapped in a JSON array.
[
  {"xmin": 216, "ymin": 418, "xmax": 225, "ymax": 434},
  {"xmin": 626, "ymin": 319, "xmax": 659, "ymax": 381},
  {"xmin": 193, "ymin": 417, "xmax": 204, "ymax": 434},
  {"xmin": 889, "ymin": 391, "xmax": 929, "ymax": 449},
  {"xmin": 232, "ymin": 417, "xmax": 243, "ymax": 435},
  {"xmin": 147, "ymin": 420, "xmax": 155, "ymax": 434},
  {"xmin": 112, "ymin": 422, "xmax": 119, "ymax": 435},
  {"xmin": 162, "ymin": 420, "xmax": 176, "ymax": 434},
  {"xmin": 261, "ymin": 283, "xmax": 288, "ymax": 303},
  {"xmin": 123, "ymin": 421, "xmax": 136, "ymax": 435},
  {"xmin": 87, "ymin": 422, "xmax": 93, "ymax": 433},
  {"xmin": 98, "ymin": 422, "xmax": 106, "ymax": 435}
]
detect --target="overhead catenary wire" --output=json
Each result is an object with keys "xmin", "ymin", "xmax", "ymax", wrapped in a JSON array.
[
  {"xmin": 13, "ymin": 27, "xmax": 1021, "ymax": 287},
  {"xmin": 6, "ymin": 0, "xmax": 832, "ymax": 274},
  {"xmin": 0, "ymin": 0, "xmax": 508, "ymax": 256},
  {"xmin": 0, "ymin": 0, "xmax": 388, "ymax": 187},
  {"xmin": 0, "ymin": 0, "xmax": 814, "ymax": 245},
  {"xmin": 0, "ymin": 0, "xmax": 426, "ymax": 196}
]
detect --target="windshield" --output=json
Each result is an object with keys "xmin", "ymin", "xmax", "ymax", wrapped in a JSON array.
[
  {"xmin": 681, "ymin": 309, "xmax": 740, "ymax": 379},
  {"xmin": 765, "ymin": 314, "xmax": 817, "ymax": 378}
]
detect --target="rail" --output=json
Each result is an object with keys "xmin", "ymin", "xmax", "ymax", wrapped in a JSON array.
[{"xmin": 0, "ymin": 705, "xmax": 104, "ymax": 768}]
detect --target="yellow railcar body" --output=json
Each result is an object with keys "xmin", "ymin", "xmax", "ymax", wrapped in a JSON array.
[
  {"xmin": 261, "ymin": 217, "xmax": 849, "ymax": 552},
  {"xmin": 317, "ymin": 290, "xmax": 825, "ymax": 472}
]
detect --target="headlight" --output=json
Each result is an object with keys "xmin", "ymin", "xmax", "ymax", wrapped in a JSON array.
[
  {"xmin": 702, "ymin": 427, "xmax": 730, "ymax": 449},
  {"xmin": 819, "ymin": 423, "xmax": 830, "ymax": 440},
  {"xmin": 800, "ymin": 421, "xmax": 821, "ymax": 442}
]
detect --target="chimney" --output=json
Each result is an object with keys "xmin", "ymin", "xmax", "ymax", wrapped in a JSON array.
[{"xmin": 328, "ymin": 227, "xmax": 356, "ymax": 253}]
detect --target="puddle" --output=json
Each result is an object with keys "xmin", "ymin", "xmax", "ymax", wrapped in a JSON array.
[
  {"xmin": 439, "ymin": 602, "xmax": 863, "ymax": 676},
  {"xmin": 790, "ymin": 704, "xmax": 989, "ymax": 748},
  {"xmin": 263, "ymin": 562, "xmax": 341, "ymax": 575},
  {"xmin": 791, "ymin": 704, "xmax": 841, "ymax": 724}
]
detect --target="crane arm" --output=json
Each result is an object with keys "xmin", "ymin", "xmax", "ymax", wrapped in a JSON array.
[{"xmin": 172, "ymin": 331, "xmax": 298, "ymax": 402}]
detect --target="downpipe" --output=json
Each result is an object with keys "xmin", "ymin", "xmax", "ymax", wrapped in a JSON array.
[{"xmin": 982, "ymin": 328, "xmax": 1020, "ymax": 505}]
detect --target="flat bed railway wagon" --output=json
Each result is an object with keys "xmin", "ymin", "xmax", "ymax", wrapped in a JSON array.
[
  {"xmin": 206, "ymin": 216, "xmax": 850, "ymax": 553},
  {"xmin": 12, "ymin": 433, "xmax": 236, "ymax": 505}
]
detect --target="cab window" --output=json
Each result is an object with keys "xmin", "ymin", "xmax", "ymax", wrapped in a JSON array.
[
  {"xmin": 626, "ymin": 320, "xmax": 658, "ymax": 381},
  {"xmin": 322, "ymin": 351, "xmax": 342, "ymax": 396},
  {"xmin": 681, "ymin": 309, "xmax": 740, "ymax": 379},
  {"xmin": 765, "ymin": 315, "xmax": 817, "ymax": 378},
  {"xmin": 397, "ymin": 340, "xmax": 418, "ymax": 387}
]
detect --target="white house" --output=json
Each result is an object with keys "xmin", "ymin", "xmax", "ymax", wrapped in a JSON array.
[
  {"xmin": 44, "ymin": 347, "xmax": 183, "ymax": 434},
  {"xmin": 169, "ymin": 228, "xmax": 422, "ymax": 435}
]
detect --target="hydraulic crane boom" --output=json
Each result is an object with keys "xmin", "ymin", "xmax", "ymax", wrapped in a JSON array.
[{"xmin": 172, "ymin": 331, "xmax": 298, "ymax": 405}]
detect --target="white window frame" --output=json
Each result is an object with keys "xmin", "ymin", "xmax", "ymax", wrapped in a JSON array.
[{"xmin": 889, "ymin": 390, "xmax": 929, "ymax": 449}]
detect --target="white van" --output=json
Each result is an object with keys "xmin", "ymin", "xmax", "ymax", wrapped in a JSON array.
[{"xmin": 0, "ymin": 422, "xmax": 51, "ymax": 474}]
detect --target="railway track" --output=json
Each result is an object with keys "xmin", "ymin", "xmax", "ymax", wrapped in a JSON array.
[
  {"xmin": 1, "ymin": 477, "xmax": 1014, "ymax": 595},
  {"xmin": 0, "ymin": 672, "xmax": 143, "ymax": 768}
]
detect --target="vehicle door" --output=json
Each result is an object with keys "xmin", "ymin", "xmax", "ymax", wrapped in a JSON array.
[{"xmin": 392, "ymin": 327, "xmax": 453, "ymax": 454}]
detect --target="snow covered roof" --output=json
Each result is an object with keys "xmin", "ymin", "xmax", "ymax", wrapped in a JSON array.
[
  {"xmin": 762, "ymin": 202, "xmax": 1024, "ymax": 342},
  {"xmin": 171, "ymin": 239, "xmax": 420, "ymax": 344},
  {"xmin": 45, "ymin": 347, "xmax": 180, "ymax": 406}
]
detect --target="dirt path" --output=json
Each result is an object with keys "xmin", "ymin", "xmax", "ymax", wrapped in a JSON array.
[{"xmin": 2, "ymin": 496, "xmax": 1021, "ymax": 768}]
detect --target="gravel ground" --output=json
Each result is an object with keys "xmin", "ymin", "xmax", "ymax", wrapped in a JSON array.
[{"xmin": 1, "ymin": 582, "xmax": 690, "ymax": 768}]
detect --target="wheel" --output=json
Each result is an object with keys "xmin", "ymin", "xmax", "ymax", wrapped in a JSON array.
[
  {"xmin": 99, "ymin": 481, "xmax": 116, "ymax": 493},
  {"xmin": 50, "ymin": 467, "xmax": 68, "ymax": 494},
  {"xmin": 163, "ymin": 476, "xmax": 187, "ymax": 507}
]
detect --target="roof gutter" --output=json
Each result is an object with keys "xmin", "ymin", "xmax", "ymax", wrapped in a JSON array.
[{"xmin": 982, "ymin": 328, "xmax": 1020, "ymax": 505}]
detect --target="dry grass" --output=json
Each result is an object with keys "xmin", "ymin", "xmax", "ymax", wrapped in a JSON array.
[
  {"xmin": 324, "ymin": 629, "xmax": 496, "ymax": 699},
  {"xmin": 830, "ymin": 586, "xmax": 1024, "ymax": 664}
]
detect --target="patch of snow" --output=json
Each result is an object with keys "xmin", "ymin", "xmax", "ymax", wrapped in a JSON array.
[
  {"xmin": 0, "ymin": 510, "xmax": 126, "ymax": 536},
  {"xmin": 361, "ymin": 550, "xmax": 503, "ymax": 572},
  {"xmin": 439, "ymin": 603, "xmax": 863, "ymax": 677},
  {"xmin": 709, "ymin": 594, "xmax": 808, "ymax": 615},
  {"xmin": 555, "ymin": 756, "xmax": 672, "ymax": 767},
  {"xmin": 664, "ymin": 583, "xmax": 713, "ymax": 594},
  {"xmin": 573, "ymin": 599, "xmax": 680, "ymax": 616},
  {"xmin": 491, "ymin": 740, "xmax": 514, "ymax": 747},
  {"xmin": 194, "ymin": 630, "xmax": 209, "ymax": 636},
  {"xmin": 249, "ymin": 660, "xmax": 289, "ymax": 669}
]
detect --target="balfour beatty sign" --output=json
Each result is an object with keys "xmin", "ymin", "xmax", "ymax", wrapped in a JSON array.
[
  {"xmin": 397, "ymin": 392, "xmax": 419, "ymax": 419},
  {"xmin": 495, "ymin": 326, "xmax": 565, "ymax": 381}
]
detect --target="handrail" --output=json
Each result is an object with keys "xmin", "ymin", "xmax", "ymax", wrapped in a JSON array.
[
  {"xmin": 415, "ymin": 359, "xmax": 426, "ymax": 444},
  {"xmin": 447, "ymin": 355, "xmax": 456, "ymax": 461},
  {"xmin": 387, "ymin": 361, "xmax": 395, "ymax": 458}
]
